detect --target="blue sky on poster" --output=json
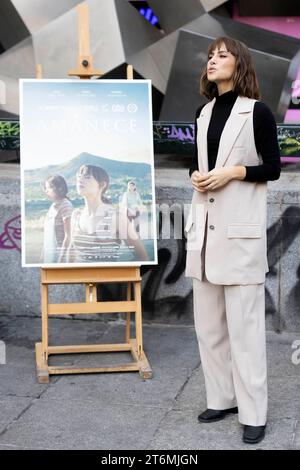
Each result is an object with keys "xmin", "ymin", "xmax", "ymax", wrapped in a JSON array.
[{"xmin": 20, "ymin": 80, "xmax": 153, "ymax": 170}]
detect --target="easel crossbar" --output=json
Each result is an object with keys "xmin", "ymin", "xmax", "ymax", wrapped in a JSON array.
[
  {"xmin": 48, "ymin": 364, "xmax": 140, "ymax": 374},
  {"xmin": 41, "ymin": 267, "xmax": 141, "ymax": 284},
  {"xmin": 47, "ymin": 344, "xmax": 132, "ymax": 354},
  {"xmin": 48, "ymin": 301, "xmax": 137, "ymax": 315}
]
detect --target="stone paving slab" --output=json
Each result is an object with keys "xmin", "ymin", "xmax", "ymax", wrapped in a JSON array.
[
  {"xmin": 291, "ymin": 421, "xmax": 300, "ymax": 449},
  {"xmin": 0, "ymin": 395, "xmax": 32, "ymax": 434},
  {"xmin": 0, "ymin": 398, "xmax": 168, "ymax": 450},
  {"xmin": 148, "ymin": 410, "xmax": 296, "ymax": 450}
]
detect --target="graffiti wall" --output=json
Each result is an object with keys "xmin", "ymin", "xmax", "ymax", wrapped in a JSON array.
[{"xmin": 0, "ymin": 215, "xmax": 21, "ymax": 252}]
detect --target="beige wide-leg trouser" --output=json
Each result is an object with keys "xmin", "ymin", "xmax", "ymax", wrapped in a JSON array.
[{"xmin": 192, "ymin": 218, "xmax": 268, "ymax": 426}]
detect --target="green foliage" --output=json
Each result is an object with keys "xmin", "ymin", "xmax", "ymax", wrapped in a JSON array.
[{"xmin": 0, "ymin": 121, "xmax": 19, "ymax": 137}]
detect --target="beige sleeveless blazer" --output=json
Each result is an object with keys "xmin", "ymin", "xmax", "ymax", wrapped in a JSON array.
[{"xmin": 185, "ymin": 95, "xmax": 269, "ymax": 285}]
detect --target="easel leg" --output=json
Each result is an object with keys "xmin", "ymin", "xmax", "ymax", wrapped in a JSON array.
[
  {"xmin": 41, "ymin": 284, "xmax": 49, "ymax": 358},
  {"xmin": 132, "ymin": 279, "xmax": 152, "ymax": 378},
  {"xmin": 134, "ymin": 280, "xmax": 143, "ymax": 359},
  {"xmin": 36, "ymin": 283, "xmax": 49, "ymax": 383},
  {"xmin": 126, "ymin": 282, "xmax": 131, "ymax": 343}
]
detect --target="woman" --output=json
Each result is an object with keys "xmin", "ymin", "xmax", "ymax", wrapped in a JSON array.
[
  {"xmin": 68, "ymin": 165, "xmax": 148, "ymax": 263},
  {"xmin": 119, "ymin": 180, "xmax": 146, "ymax": 234},
  {"xmin": 185, "ymin": 37, "xmax": 281, "ymax": 445},
  {"xmin": 43, "ymin": 174, "xmax": 73, "ymax": 263}
]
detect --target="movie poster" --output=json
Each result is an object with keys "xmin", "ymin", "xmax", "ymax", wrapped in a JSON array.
[{"xmin": 20, "ymin": 79, "xmax": 157, "ymax": 267}]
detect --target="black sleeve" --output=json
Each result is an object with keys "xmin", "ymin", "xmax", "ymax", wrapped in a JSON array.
[
  {"xmin": 244, "ymin": 101, "xmax": 281, "ymax": 182},
  {"xmin": 189, "ymin": 105, "xmax": 205, "ymax": 178}
]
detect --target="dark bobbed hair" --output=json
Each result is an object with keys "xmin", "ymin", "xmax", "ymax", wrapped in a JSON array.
[
  {"xmin": 44, "ymin": 174, "xmax": 68, "ymax": 199},
  {"xmin": 77, "ymin": 165, "xmax": 110, "ymax": 203},
  {"xmin": 200, "ymin": 36, "xmax": 261, "ymax": 100}
]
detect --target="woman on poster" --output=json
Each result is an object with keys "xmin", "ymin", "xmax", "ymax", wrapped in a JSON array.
[
  {"xmin": 68, "ymin": 165, "xmax": 148, "ymax": 263},
  {"xmin": 119, "ymin": 180, "xmax": 146, "ymax": 234},
  {"xmin": 185, "ymin": 36, "xmax": 281, "ymax": 444},
  {"xmin": 43, "ymin": 175, "xmax": 73, "ymax": 263}
]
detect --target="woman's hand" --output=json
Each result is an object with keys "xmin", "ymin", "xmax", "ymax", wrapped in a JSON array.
[
  {"xmin": 191, "ymin": 170, "xmax": 208, "ymax": 192},
  {"xmin": 191, "ymin": 166, "xmax": 246, "ymax": 192}
]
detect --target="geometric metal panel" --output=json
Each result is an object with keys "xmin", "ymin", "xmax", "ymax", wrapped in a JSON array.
[
  {"xmin": 147, "ymin": 0, "xmax": 205, "ymax": 33},
  {"xmin": 279, "ymin": 49, "xmax": 300, "ymax": 123},
  {"xmin": 186, "ymin": 12, "xmax": 300, "ymax": 60},
  {"xmin": 147, "ymin": 0, "xmax": 228, "ymax": 33},
  {"xmin": 201, "ymin": 0, "xmax": 229, "ymax": 11},
  {"xmin": 237, "ymin": 0, "xmax": 300, "ymax": 16},
  {"xmin": 159, "ymin": 30, "xmax": 211, "ymax": 121},
  {"xmin": 0, "ymin": 37, "xmax": 35, "ymax": 117},
  {"xmin": 10, "ymin": 0, "xmax": 83, "ymax": 34},
  {"xmin": 160, "ymin": 13, "xmax": 300, "ymax": 121},
  {"xmin": 0, "ymin": 36, "xmax": 35, "ymax": 78},
  {"xmin": 0, "ymin": 0, "xmax": 163, "ymax": 117},
  {"xmin": 128, "ymin": 30, "xmax": 180, "ymax": 94},
  {"xmin": 32, "ymin": 0, "xmax": 163, "ymax": 78},
  {"xmin": 0, "ymin": 0, "xmax": 29, "ymax": 51}
]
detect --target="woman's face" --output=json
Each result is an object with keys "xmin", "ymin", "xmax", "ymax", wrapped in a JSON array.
[
  {"xmin": 207, "ymin": 42, "xmax": 236, "ymax": 85},
  {"xmin": 76, "ymin": 168, "xmax": 104, "ymax": 197},
  {"xmin": 129, "ymin": 183, "xmax": 136, "ymax": 192},
  {"xmin": 44, "ymin": 181, "xmax": 58, "ymax": 201}
]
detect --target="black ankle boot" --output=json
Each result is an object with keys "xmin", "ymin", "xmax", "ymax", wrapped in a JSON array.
[
  {"xmin": 198, "ymin": 407, "xmax": 238, "ymax": 423},
  {"xmin": 243, "ymin": 425, "xmax": 266, "ymax": 444}
]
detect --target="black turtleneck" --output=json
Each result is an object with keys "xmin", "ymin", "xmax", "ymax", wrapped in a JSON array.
[{"xmin": 189, "ymin": 90, "xmax": 281, "ymax": 182}]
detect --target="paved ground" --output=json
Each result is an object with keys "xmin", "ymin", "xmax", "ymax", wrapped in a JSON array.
[{"xmin": 0, "ymin": 314, "xmax": 299, "ymax": 450}]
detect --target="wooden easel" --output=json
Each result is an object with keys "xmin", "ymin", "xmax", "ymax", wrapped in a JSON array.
[{"xmin": 35, "ymin": 3, "xmax": 152, "ymax": 383}]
